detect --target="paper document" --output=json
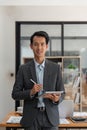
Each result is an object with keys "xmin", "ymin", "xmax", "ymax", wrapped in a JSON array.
[
  {"xmin": 7, "ymin": 116, "xmax": 22, "ymax": 123},
  {"xmin": 59, "ymin": 118, "xmax": 70, "ymax": 124},
  {"xmin": 73, "ymin": 112, "xmax": 87, "ymax": 117}
]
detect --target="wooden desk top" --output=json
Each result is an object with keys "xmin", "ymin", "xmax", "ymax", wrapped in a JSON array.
[
  {"xmin": 0, "ymin": 112, "xmax": 22, "ymax": 127},
  {"xmin": 0, "ymin": 111, "xmax": 87, "ymax": 128}
]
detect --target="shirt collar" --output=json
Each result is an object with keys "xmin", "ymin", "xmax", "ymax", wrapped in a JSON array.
[{"xmin": 34, "ymin": 59, "xmax": 45, "ymax": 68}]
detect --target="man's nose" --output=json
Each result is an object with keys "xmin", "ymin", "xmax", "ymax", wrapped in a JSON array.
[{"xmin": 38, "ymin": 45, "xmax": 41, "ymax": 49}]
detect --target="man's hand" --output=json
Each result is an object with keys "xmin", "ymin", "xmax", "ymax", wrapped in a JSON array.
[
  {"xmin": 30, "ymin": 84, "xmax": 42, "ymax": 96},
  {"xmin": 43, "ymin": 93, "xmax": 61, "ymax": 102}
]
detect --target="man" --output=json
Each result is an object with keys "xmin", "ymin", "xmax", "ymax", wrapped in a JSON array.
[{"xmin": 12, "ymin": 31, "xmax": 65, "ymax": 130}]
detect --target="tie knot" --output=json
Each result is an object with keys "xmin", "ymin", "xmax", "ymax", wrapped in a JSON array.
[{"xmin": 38, "ymin": 65, "xmax": 43, "ymax": 71}]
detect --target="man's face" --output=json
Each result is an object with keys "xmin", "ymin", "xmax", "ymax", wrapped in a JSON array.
[{"xmin": 30, "ymin": 36, "xmax": 48, "ymax": 58}]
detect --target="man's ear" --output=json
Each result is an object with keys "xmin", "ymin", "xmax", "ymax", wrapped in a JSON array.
[
  {"xmin": 46, "ymin": 44, "xmax": 48, "ymax": 49},
  {"xmin": 30, "ymin": 44, "xmax": 33, "ymax": 49}
]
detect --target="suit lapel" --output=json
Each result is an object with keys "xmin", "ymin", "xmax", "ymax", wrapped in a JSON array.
[
  {"xmin": 43, "ymin": 59, "xmax": 50, "ymax": 91},
  {"xmin": 30, "ymin": 60, "xmax": 37, "ymax": 83}
]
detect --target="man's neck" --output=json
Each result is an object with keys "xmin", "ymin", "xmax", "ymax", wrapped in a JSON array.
[{"xmin": 34, "ymin": 57, "xmax": 45, "ymax": 64}]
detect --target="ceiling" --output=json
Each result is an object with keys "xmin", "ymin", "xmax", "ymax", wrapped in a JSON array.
[{"xmin": 0, "ymin": 0, "xmax": 87, "ymax": 6}]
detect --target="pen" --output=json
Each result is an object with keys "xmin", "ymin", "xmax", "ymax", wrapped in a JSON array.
[{"xmin": 30, "ymin": 79, "xmax": 37, "ymax": 84}]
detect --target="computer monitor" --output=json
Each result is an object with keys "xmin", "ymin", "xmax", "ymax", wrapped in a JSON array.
[{"xmin": 58, "ymin": 100, "xmax": 74, "ymax": 118}]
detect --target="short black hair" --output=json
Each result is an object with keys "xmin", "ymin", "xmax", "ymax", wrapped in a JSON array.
[{"xmin": 30, "ymin": 31, "xmax": 49, "ymax": 45}]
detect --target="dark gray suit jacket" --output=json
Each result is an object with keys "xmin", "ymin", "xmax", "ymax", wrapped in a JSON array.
[{"xmin": 12, "ymin": 59, "xmax": 65, "ymax": 127}]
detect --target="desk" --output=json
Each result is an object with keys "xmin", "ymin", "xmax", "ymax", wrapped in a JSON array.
[
  {"xmin": 0, "ymin": 112, "xmax": 22, "ymax": 130},
  {"xmin": 0, "ymin": 112, "xmax": 87, "ymax": 130}
]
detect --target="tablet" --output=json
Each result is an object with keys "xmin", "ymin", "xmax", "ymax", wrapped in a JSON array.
[
  {"xmin": 37, "ymin": 91, "xmax": 64, "ymax": 98},
  {"xmin": 45, "ymin": 91, "xmax": 64, "ymax": 94}
]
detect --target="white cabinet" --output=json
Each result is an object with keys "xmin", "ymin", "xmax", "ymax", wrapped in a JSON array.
[{"xmin": 61, "ymin": 56, "xmax": 82, "ymax": 111}]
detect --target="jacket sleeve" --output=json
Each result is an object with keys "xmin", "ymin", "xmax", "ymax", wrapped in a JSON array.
[{"xmin": 12, "ymin": 65, "xmax": 33, "ymax": 100}]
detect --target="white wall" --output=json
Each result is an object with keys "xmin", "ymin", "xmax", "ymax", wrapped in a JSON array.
[
  {"xmin": 8, "ymin": 6, "xmax": 87, "ymax": 21},
  {"xmin": 0, "ymin": 6, "xmax": 15, "ymax": 127},
  {"xmin": 1, "ymin": 5, "xmax": 87, "ymax": 129}
]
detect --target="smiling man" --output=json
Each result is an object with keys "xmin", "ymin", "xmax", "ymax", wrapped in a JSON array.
[{"xmin": 12, "ymin": 31, "xmax": 65, "ymax": 130}]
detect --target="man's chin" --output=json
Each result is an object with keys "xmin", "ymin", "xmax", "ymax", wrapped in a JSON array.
[{"xmin": 37, "ymin": 54, "xmax": 43, "ymax": 57}]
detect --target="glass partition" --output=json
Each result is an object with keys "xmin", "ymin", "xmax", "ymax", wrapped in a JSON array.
[
  {"xmin": 64, "ymin": 24, "xmax": 87, "ymax": 56},
  {"xmin": 20, "ymin": 24, "xmax": 62, "ymax": 64},
  {"xmin": 16, "ymin": 22, "xmax": 87, "ymax": 111}
]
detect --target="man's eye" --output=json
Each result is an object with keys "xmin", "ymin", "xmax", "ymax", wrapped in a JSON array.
[
  {"xmin": 34, "ymin": 43, "xmax": 38, "ymax": 46},
  {"xmin": 41, "ymin": 43, "xmax": 45, "ymax": 46}
]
